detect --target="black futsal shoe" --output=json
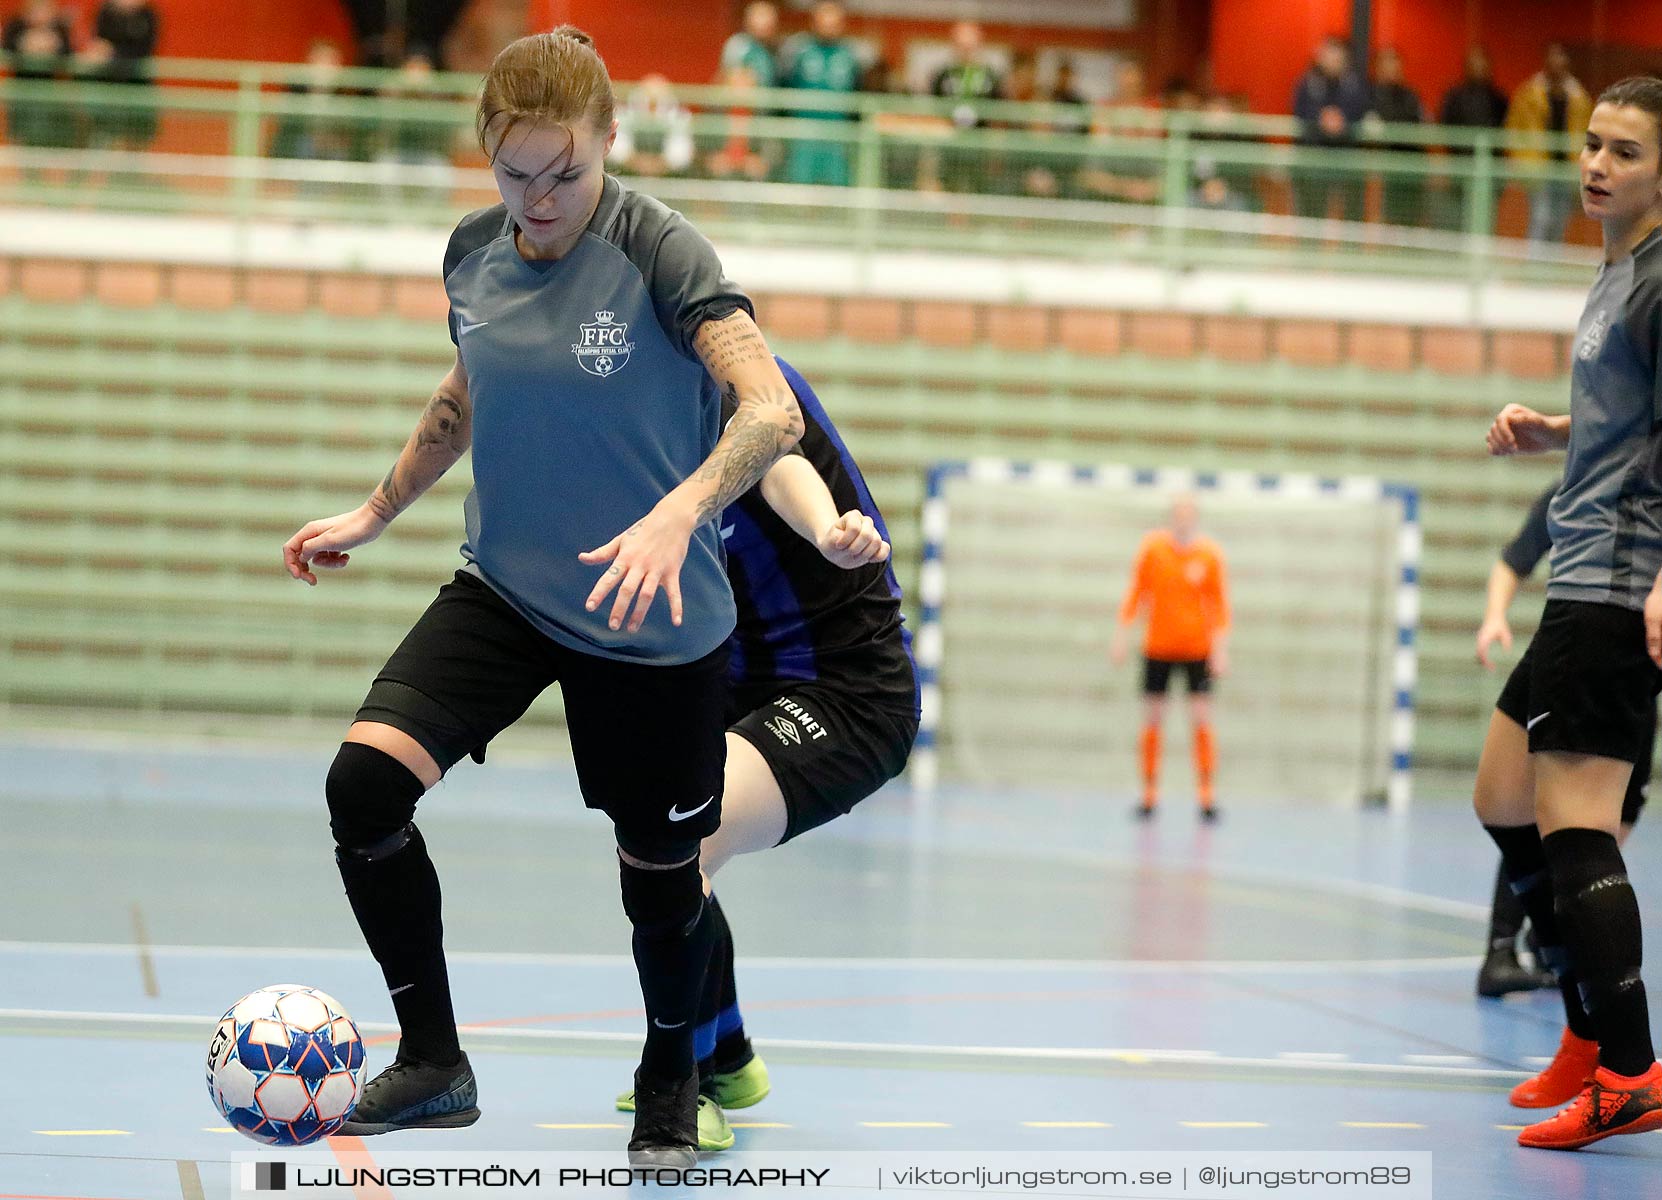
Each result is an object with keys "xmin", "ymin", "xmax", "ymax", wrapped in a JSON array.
[
  {"xmin": 1476, "ymin": 945, "xmax": 1556, "ymax": 998},
  {"xmin": 338, "ymin": 1049, "xmax": 480, "ymax": 1135},
  {"xmin": 627, "ymin": 1067, "xmax": 700, "ymax": 1167}
]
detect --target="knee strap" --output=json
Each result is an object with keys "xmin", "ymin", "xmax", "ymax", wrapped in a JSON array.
[
  {"xmin": 327, "ymin": 742, "xmax": 426, "ymax": 855},
  {"xmin": 619, "ymin": 855, "xmax": 704, "ymax": 940}
]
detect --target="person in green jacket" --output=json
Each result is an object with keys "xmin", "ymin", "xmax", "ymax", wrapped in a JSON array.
[{"xmin": 781, "ymin": 1, "xmax": 862, "ymax": 186}]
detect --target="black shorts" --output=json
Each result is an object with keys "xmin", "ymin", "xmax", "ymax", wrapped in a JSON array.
[
  {"xmin": 728, "ymin": 680, "xmax": 918, "ymax": 844},
  {"xmin": 1143, "ymin": 657, "xmax": 1212, "ymax": 696},
  {"xmin": 355, "ymin": 571, "xmax": 729, "ymax": 861},
  {"xmin": 1496, "ymin": 598, "xmax": 1661, "ymax": 823}
]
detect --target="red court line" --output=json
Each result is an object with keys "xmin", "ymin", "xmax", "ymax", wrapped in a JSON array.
[{"xmin": 327, "ymin": 1135, "xmax": 395, "ymax": 1200}]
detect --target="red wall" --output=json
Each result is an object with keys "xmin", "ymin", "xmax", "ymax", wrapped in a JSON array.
[
  {"xmin": 47, "ymin": 0, "xmax": 357, "ymax": 63},
  {"xmin": 1212, "ymin": 0, "xmax": 1662, "ymax": 116}
]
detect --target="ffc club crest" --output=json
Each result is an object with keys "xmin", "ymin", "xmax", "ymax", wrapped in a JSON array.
[{"xmin": 572, "ymin": 310, "xmax": 635, "ymax": 377}]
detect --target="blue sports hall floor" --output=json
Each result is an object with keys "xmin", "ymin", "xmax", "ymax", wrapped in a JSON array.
[{"xmin": 2, "ymin": 732, "xmax": 1659, "ymax": 1198}]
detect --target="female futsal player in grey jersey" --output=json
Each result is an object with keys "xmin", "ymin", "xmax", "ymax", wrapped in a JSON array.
[
  {"xmin": 280, "ymin": 28, "xmax": 802, "ymax": 1166},
  {"xmin": 1479, "ymin": 76, "xmax": 1662, "ymax": 1151}
]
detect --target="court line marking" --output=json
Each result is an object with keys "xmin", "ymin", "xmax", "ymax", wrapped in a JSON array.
[
  {"xmin": 1402, "ymin": 1054, "xmax": 1478, "ymax": 1065},
  {"xmin": 175, "ymin": 1159, "xmax": 205, "ymax": 1200},
  {"xmin": 327, "ymin": 1135, "xmax": 393, "ymax": 1200},
  {"xmin": 31, "ymin": 1131, "xmax": 131, "ymax": 1137},
  {"xmin": 128, "ymin": 903, "xmax": 158, "ymax": 999},
  {"xmin": 0, "ymin": 1008, "xmax": 1534, "ymax": 1081},
  {"xmin": 0, "ymin": 941, "xmax": 1475, "ymax": 976}
]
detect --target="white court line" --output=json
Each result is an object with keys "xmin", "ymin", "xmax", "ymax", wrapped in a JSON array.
[
  {"xmin": 0, "ymin": 941, "xmax": 1474, "ymax": 975},
  {"xmin": 1402, "ymin": 1054, "xmax": 1480, "ymax": 1065},
  {"xmin": 0, "ymin": 1007, "xmax": 1528, "ymax": 1081}
]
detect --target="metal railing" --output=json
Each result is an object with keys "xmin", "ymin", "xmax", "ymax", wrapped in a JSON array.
[{"xmin": 0, "ymin": 57, "xmax": 1600, "ymax": 278}]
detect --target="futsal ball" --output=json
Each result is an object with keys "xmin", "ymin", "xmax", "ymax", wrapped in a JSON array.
[{"xmin": 206, "ymin": 985, "xmax": 367, "ymax": 1145}]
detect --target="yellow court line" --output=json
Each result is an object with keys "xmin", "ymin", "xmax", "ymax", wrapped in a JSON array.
[
  {"xmin": 535, "ymin": 1123, "xmax": 627, "ymax": 1130},
  {"xmin": 1181, "ymin": 1122, "xmax": 1267, "ymax": 1129},
  {"xmin": 729, "ymin": 1122, "xmax": 793, "ymax": 1129},
  {"xmin": 861, "ymin": 1121, "xmax": 952, "ymax": 1128},
  {"xmin": 1023, "ymin": 1121, "xmax": 1114, "ymax": 1128},
  {"xmin": 34, "ymin": 1129, "xmax": 133, "ymax": 1136},
  {"xmin": 1343, "ymin": 1122, "xmax": 1425, "ymax": 1129},
  {"xmin": 201, "ymin": 1127, "xmax": 235, "ymax": 1134},
  {"xmin": 1495, "ymin": 1125, "xmax": 1527, "ymax": 1131}
]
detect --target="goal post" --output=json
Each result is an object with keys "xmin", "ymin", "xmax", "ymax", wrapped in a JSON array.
[{"xmin": 910, "ymin": 460, "xmax": 1421, "ymax": 810}]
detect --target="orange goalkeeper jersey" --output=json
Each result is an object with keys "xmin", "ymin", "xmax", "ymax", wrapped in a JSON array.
[{"xmin": 1118, "ymin": 530, "xmax": 1230, "ymax": 661}]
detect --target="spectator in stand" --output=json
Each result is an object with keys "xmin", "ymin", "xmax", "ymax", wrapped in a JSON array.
[
  {"xmin": 1506, "ymin": 42, "xmax": 1592, "ymax": 246},
  {"xmin": 611, "ymin": 73, "xmax": 696, "ymax": 178},
  {"xmin": 1437, "ymin": 46, "xmax": 1509, "ymax": 233},
  {"xmin": 705, "ymin": 65, "xmax": 778, "ymax": 183},
  {"xmin": 1191, "ymin": 92, "xmax": 1257, "ymax": 211},
  {"xmin": 78, "ymin": 0, "xmax": 159, "ymax": 152},
  {"xmin": 3, "ymin": 0, "xmax": 75, "ymax": 152},
  {"xmin": 994, "ymin": 50, "xmax": 1073, "ymax": 200},
  {"xmin": 779, "ymin": 0, "xmax": 862, "ymax": 186},
  {"xmin": 1291, "ymin": 34, "xmax": 1370, "ymax": 222},
  {"xmin": 1078, "ymin": 60, "xmax": 1162, "ymax": 205},
  {"xmin": 1052, "ymin": 58, "xmax": 1087, "ymax": 109},
  {"xmin": 269, "ymin": 40, "xmax": 370, "ymax": 166},
  {"xmin": 1364, "ymin": 46, "xmax": 1426, "ymax": 228},
  {"xmin": 720, "ymin": 1, "xmax": 779, "ymax": 90},
  {"xmin": 374, "ymin": 50, "xmax": 455, "ymax": 205},
  {"xmin": 932, "ymin": 20, "xmax": 1001, "ymax": 194},
  {"xmin": 932, "ymin": 20, "xmax": 1001, "ymax": 129}
]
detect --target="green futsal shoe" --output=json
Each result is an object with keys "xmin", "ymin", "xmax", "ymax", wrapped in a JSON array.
[
  {"xmin": 696, "ymin": 1095, "xmax": 735, "ymax": 1151},
  {"xmin": 617, "ymin": 1053, "xmax": 771, "ymax": 1115}
]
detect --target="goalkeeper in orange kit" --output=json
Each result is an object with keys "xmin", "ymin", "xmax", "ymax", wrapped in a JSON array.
[{"xmin": 1110, "ymin": 495, "xmax": 1230, "ymax": 822}]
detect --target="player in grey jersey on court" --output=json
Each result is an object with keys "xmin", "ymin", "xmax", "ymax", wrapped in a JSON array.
[
  {"xmin": 282, "ymin": 28, "xmax": 802, "ymax": 1166},
  {"xmin": 1478, "ymin": 76, "xmax": 1662, "ymax": 1150}
]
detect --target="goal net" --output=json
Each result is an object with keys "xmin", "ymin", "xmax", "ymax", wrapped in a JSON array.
[{"xmin": 911, "ymin": 460, "xmax": 1420, "ymax": 809}]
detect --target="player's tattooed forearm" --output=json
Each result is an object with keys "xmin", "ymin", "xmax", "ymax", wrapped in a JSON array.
[
  {"xmin": 369, "ymin": 392, "xmax": 470, "ymax": 521},
  {"xmin": 691, "ymin": 383, "xmax": 804, "ymax": 524},
  {"xmin": 415, "ymin": 394, "xmax": 468, "ymax": 453},
  {"xmin": 694, "ymin": 312, "xmax": 772, "ymax": 373},
  {"xmin": 368, "ymin": 465, "xmax": 402, "ymax": 522}
]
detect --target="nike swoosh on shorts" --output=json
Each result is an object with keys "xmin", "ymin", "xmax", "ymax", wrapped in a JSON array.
[
  {"xmin": 667, "ymin": 795, "xmax": 715, "ymax": 822},
  {"xmin": 1527, "ymin": 712, "xmax": 1552, "ymax": 731}
]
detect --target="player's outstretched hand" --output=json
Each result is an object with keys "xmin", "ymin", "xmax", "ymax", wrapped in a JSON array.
[
  {"xmin": 1487, "ymin": 404, "xmax": 1557, "ymax": 456},
  {"xmin": 580, "ymin": 503, "xmax": 693, "ymax": 633},
  {"xmin": 1645, "ymin": 578, "xmax": 1662, "ymax": 668},
  {"xmin": 1475, "ymin": 612, "xmax": 1513, "ymax": 670},
  {"xmin": 817, "ymin": 510, "xmax": 890, "ymax": 569},
  {"xmin": 283, "ymin": 505, "xmax": 389, "ymax": 586}
]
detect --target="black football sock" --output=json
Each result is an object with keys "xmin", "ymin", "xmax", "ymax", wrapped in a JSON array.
[
  {"xmin": 337, "ymin": 824, "xmax": 462, "ymax": 1068},
  {"xmin": 1546, "ymin": 827, "xmax": 1655, "ymax": 1076},
  {"xmin": 1485, "ymin": 823, "xmax": 1595, "ymax": 1040}
]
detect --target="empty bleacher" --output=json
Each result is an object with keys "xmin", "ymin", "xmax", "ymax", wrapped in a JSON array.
[{"xmin": 0, "ymin": 254, "xmax": 1564, "ymax": 774}]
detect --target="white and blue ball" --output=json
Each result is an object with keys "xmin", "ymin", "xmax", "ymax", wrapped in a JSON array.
[{"xmin": 206, "ymin": 985, "xmax": 367, "ymax": 1145}]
